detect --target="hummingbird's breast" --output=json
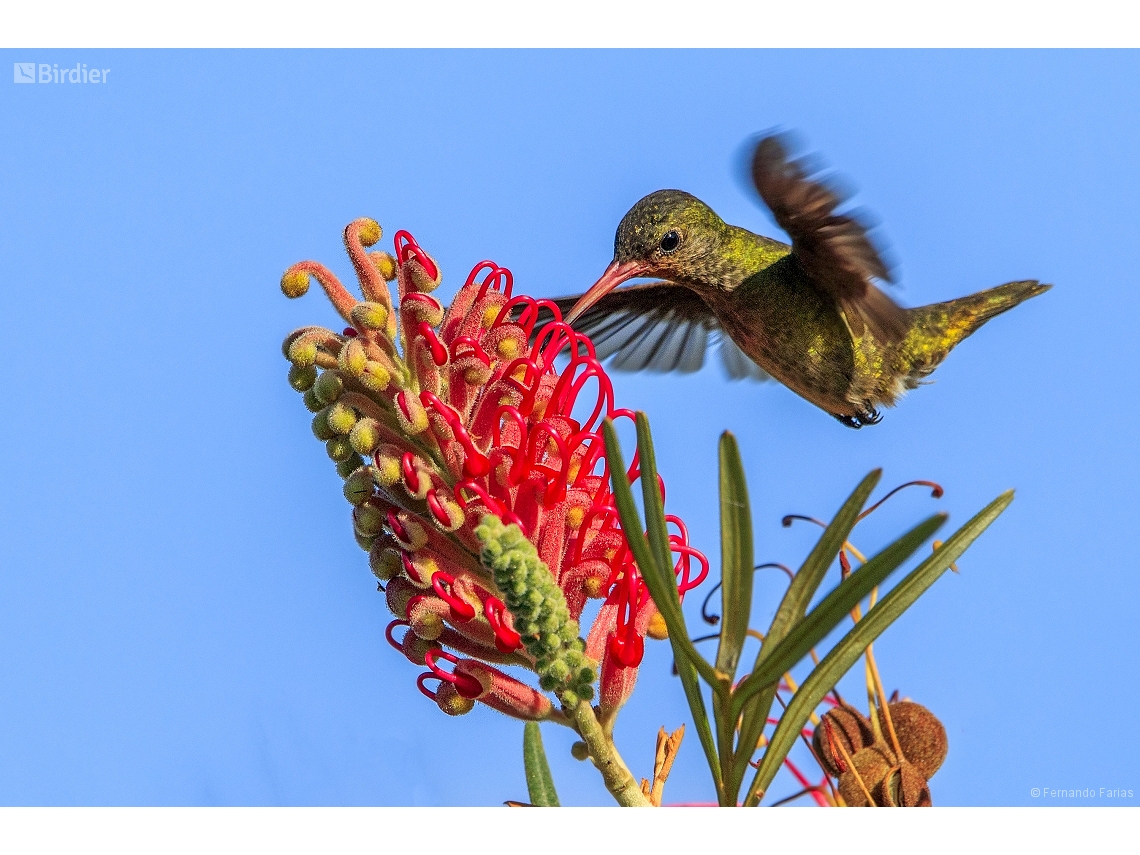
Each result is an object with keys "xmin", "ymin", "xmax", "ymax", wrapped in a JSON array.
[{"xmin": 704, "ymin": 257, "xmax": 866, "ymax": 416}]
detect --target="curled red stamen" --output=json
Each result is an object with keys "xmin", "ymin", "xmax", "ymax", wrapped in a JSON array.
[
  {"xmin": 421, "ymin": 391, "xmax": 490, "ymax": 477},
  {"xmin": 465, "ymin": 260, "xmax": 514, "ymax": 302},
  {"xmin": 548, "ymin": 355, "xmax": 614, "ymax": 435},
  {"xmin": 416, "ymin": 673, "xmax": 440, "ymax": 700},
  {"xmin": 401, "ymin": 552, "xmax": 422, "ymax": 584},
  {"xmin": 450, "ymin": 336, "xmax": 491, "ymax": 367},
  {"xmin": 499, "ymin": 358, "xmax": 543, "ymax": 416},
  {"xmin": 483, "ymin": 597, "xmax": 522, "ymax": 653},
  {"xmin": 491, "ymin": 295, "xmax": 559, "ymax": 337},
  {"xmin": 425, "ymin": 649, "xmax": 483, "ymax": 699},
  {"xmin": 401, "ymin": 452, "xmax": 420, "ymax": 493},
  {"xmin": 416, "ymin": 322, "xmax": 448, "ymax": 366},
  {"xmin": 394, "ymin": 230, "xmax": 438, "ymax": 281},
  {"xmin": 672, "ymin": 542, "xmax": 710, "ymax": 596},
  {"xmin": 431, "ymin": 570, "xmax": 476, "ymax": 622},
  {"xmin": 386, "ymin": 510, "xmax": 411, "ymax": 545},
  {"xmin": 426, "ymin": 490, "xmax": 453, "ymax": 528},
  {"xmin": 454, "ymin": 480, "xmax": 505, "ymax": 514},
  {"xmin": 385, "ymin": 619, "xmax": 410, "ymax": 651},
  {"xmin": 396, "ymin": 390, "xmax": 413, "ymax": 423}
]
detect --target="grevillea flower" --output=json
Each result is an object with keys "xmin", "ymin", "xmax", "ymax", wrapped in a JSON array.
[{"xmin": 280, "ymin": 218, "xmax": 707, "ymax": 722}]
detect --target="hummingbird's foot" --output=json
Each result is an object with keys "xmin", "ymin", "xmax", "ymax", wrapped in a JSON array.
[{"xmin": 833, "ymin": 407, "xmax": 883, "ymax": 429}]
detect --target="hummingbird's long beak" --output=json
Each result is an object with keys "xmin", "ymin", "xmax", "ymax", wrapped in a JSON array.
[{"xmin": 564, "ymin": 260, "xmax": 647, "ymax": 324}]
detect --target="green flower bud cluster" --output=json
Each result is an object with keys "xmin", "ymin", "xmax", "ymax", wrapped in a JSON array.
[{"xmin": 475, "ymin": 516, "xmax": 596, "ymax": 707}]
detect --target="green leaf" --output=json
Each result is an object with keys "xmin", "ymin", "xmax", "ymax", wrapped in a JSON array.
[
  {"xmin": 674, "ymin": 644, "xmax": 725, "ymax": 800},
  {"xmin": 714, "ymin": 431, "xmax": 754, "ymax": 682},
  {"xmin": 634, "ymin": 413, "xmax": 673, "ymax": 586},
  {"xmin": 731, "ymin": 513, "xmax": 946, "ymax": 717},
  {"xmin": 731, "ymin": 470, "xmax": 881, "ymax": 790},
  {"xmin": 602, "ymin": 419, "xmax": 719, "ymax": 687},
  {"xmin": 742, "ymin": 490, "xmax": 1013, "ymax": 805},
  {"xmin": 523, "ymin": 722, "xmax": 560, "ymax": 806}
]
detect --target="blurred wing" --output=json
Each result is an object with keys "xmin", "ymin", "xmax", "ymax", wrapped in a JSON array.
[
  {"xmin": 718, "ymin": 333, "xmax": 771, "ymax": 381},
  {"xmin": 750, "ymin": 133, "xmax": 908, "ymax": 344},
  {"xmin": 542, "ymin": 282, "xmax": 767, "ymax": 381}
]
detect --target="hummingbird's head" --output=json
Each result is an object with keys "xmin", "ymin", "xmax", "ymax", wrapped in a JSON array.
[{"xmin": 566, "ymin": 190, "xmax": 728, "ymax": 323}]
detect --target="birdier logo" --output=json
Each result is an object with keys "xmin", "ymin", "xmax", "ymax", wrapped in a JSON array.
[{"xmin": 12, "ymin": 62, "xmax": 111, "ymax": 84}]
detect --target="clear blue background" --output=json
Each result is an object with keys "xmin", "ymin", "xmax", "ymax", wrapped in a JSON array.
[{"xmin": 0, "ymin": 50, "xmax": 1136, "ymax": 806}]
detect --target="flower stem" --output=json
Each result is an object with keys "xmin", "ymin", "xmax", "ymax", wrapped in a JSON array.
[{"xmin": 570, "ymin": 700, "xmax": 652, "ymax": 807}]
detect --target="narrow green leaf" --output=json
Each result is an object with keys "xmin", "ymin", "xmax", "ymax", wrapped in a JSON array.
[
  {"xmin": 602, "ymin": 419, "xmax": 719, "ymax": 686},
  {"xmin": 674, "ymin": 645, "xmax": 724, "ymax": 798},
  {"xmin": 729, "ymin": 470, "xmax": 882, "ymax": 798},
  {"xmin": 762, "ymin": 470, "xmax": 883, "ymax": 662},
  {"xmin": 715, "ymin": 431, "xmax": 754, "ymax": 681},
  {"xmin": 742, "ymin": 490, "xmax": 1013, "ymax": 804},
  {"xmin": 634, "ymin": 413, "xmax": 673, "ymax": 584},
  {"xmin": 731, "ymin": 513, "xmax": 946, "ymax": 717},
  {"xmin": 733, "ymin": 472, "xmax": 880, "ymax": 774},
  {"xmin": 523, "ymin": 722, "xmax": 560, "ymax": 806}
]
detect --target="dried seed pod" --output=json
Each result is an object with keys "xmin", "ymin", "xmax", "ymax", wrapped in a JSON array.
[
  {"xmin": 877, "ymin": 760, "xmax": 932, "ymax": 807},
  {"xmin": 836, "ymin": 744, "xmax": 894, "ymax": 807},
  {"xmin": 879, "ymin": 701, "xmax": 948, "ymax": 779},
  {"xmin": 813, "ymin": 702, "xmax": 876, "ymax": 777}
]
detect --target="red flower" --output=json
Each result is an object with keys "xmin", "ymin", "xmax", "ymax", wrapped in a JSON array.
[{"xmin": 281, "ymin": 219, "xmax": 708, "ymax": 720}]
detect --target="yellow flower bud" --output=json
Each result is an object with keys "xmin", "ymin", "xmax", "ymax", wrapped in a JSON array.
[
  {"xmin": 338, "ymin": 339, "xmax": 367, "ymax": 377},
  {"xmin": 435, "ymin": 683, "xmax": 475, "ymax": 716},
  {"xmin": 326, "ymin": 402, "xmax": 358, "ymax": 435},
  {"xmin": 288, "ymin": 337, "xmax": 318, "ymax": 367},
  {"xmin": 349, "ymin": 418, "xmax": 382, "ymax": 456},
  {"xmin": 355, "ymin": 218, "xmax": 381, "ymax": 247},
  {"xmin": 350, "ymin": 302, "xmax": 389, "ymax": 331},
  {"xmin": 280, "ymin": 269, "xmax": 310, "ymax": 298},
  {"xmin": 359, "ymin": 361, "xmax": 391, "ymax": 392},
  {"xmin": 370, "ymin": 251, "xmax": 398, "ymax": 282}
]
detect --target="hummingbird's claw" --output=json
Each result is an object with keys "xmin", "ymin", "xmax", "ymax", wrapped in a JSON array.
[{"xmin": 833, "ymin": 407, "xmax": 882, "ymax": 429}]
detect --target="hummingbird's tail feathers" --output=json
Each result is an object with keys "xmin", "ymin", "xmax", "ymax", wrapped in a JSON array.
[{"xmin": 903, "ymin": 279, "xmax": 1051, "ymax": 380}]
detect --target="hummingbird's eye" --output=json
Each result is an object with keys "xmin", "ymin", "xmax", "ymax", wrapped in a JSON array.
[{"xmin": 659, "ymin": 230, "xmax": 681, "ymax": 253}]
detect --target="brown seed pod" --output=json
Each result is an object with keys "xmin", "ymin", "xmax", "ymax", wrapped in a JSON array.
[
  {"xmin": 877, "ymin": 760, "xmax": 932, "ymax": 807},
  {"xmin": 879, "ymin": 701, "xmax": 948, "ymax": 779},
  {"xmin": 836, "ymin": 744, "xmax": 895, "ymax": 807},
  {"xmin": 813, "ymin": 702, "xmax": 876, "ymax": 777}
]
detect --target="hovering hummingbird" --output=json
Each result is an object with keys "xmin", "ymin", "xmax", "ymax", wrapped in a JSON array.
[{"xmin": 549, "ymin": 134, "xmax": 1049, "ymax": 427}]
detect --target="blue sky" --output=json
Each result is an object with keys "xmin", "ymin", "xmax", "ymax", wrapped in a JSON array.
[{"xmin": 0, "ymin": 49, "xmax": 1137, "ymax": 806}]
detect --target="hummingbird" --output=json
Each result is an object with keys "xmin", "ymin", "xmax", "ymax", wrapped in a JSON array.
[{"xmin": 548, "ymin": 134, "xmax": 1050, "ymax": 427}]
